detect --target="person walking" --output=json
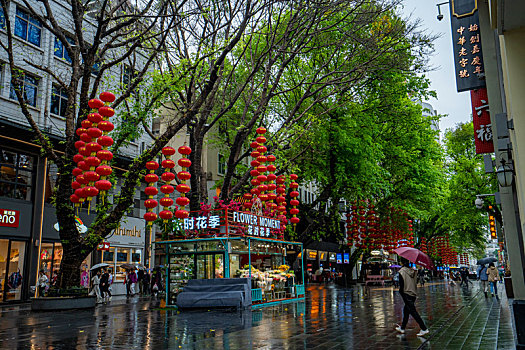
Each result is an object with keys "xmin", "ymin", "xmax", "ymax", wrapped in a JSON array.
[
  {"xmin": 395, "ymin": 258, "xmax": 429, "ymax": 337},
  {"xmin": 125, "ymin": 271, "xmax": 131, "ymax": 297},
  {"xmin": 99, "ymin": 269, "xmax": 111, "ymax": 303},
  {"xmin": 129, "ymin": 270, "xmax": 138, "ymax": 295},
  {"xmin": 143, "ymin": 270, "xmax": 151, "ymax": 296},
  {"xmin": 477, "ymin": 264, "xmax": 489, "ymax": 297},
  {"xmin": 91, "ymin": 270, "xmax": 102, "ymax": 304},
  {"xmin": 37, "ymin": 270, "xmax": 49, "ymax": 297},
  {"xmin": 138, "ymin": 268, "xmax": 145, "ymax": 295},
  {"xmin": 417, "ymin": 268, "xmax": 425, "ymax": 287},
  {"xmin": 460, "ymin": 267, "xmax": 470, "ymax": 288},
  {"xmin": 487, "ymin": 263, "xmax": 500, "ymax": 298}
]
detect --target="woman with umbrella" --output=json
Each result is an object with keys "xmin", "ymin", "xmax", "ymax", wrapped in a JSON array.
[{"xmin": 394, "ymin": 247, "xmax": 431, "ymax": 337}]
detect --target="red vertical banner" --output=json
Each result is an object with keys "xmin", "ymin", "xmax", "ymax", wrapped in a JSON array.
[{"xmin": 470, "ymin": 88, "xmax": 494, "ymax": 154}]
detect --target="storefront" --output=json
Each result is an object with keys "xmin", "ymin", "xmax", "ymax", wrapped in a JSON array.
[
  {"xmin": 102, "ymin": 216, "xmax": 146, "ymax": 295},
  {"xmin": 154, "ymin": 209, "xmax": 305, "ymax": 309},
  {"xmin": 0, "ymin": 200, "xmax": 33, "ymax": 302}
]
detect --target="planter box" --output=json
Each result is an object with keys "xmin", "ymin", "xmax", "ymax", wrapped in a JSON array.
[{"xmin": 31, "ymin": 296, "xmax": 96, "ymax": 311}]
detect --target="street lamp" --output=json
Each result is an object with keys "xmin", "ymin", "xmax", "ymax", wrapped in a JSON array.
[
  {"xmin": 436, "ymin": 2, "xmax": 449, "ymax": 21},
  {"xmin": 496, "ymin": 160, "xmax": 514, "ymax": 187}
]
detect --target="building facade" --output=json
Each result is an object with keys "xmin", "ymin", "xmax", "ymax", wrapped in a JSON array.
[{"xmin": 0, "ymin": 0, "xmax": 152, "ymax": 300}]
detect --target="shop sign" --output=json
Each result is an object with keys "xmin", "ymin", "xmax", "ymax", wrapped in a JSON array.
[
  {"xmin": 107, "ymin": 217, "xmax": 145, "ymax": 246},
  {"xmin": 0, "ymin": 209, "xmax": 19, "ymax": 227},
  {"xmin": 231, "ymin": 211, "xmax": 281, "ymax": 237},
  {"xmin": 343, "ymin": 253, "xmax": 350, "ymax": 264},
  {"xmin": 329, "ymin": 252, "xmax": 337, "ymax": 262},
  {"xmin": 470, "ymin": 88, "xmax": 494, "ymax": 154},
  {"xmin": 97, "ymin": 242, "xmax": 110, "ymax": 251},
  {"xmin": 306, "ymin": 249, "xmax": 317, "ymax": 260},
  {"xmin": 448, "ymin": 0, "xmax": 486, "ymax": 92},
  {"xmin": 336, "ymin": 253, "xmax": 342, "ymax": 264},
  {"xmin": 183, "ymin": 215, "xmax": 221, "ymax": 230},
  {"xmin": 319, "ymin": 251, "xmax": 328, "ymax": 261}
]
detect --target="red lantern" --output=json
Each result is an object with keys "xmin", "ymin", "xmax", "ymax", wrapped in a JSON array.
[
  {"xmin": 84, "ymin": 186, "xmax": 99, "ymax": 197},
  {"xmin": 251, "ymin": 160, "xmax": 260, "ymax": 167},
  {"xmin": 256, "ymin": 127, "xmax": 267, "ymax": 134},
  {"xmin": 145, "ymin": 174, "xmax": 159, "ymax": 183},
  {"xmin": 88, "ymin": 99, "xmax": 104, "ymax": 109},
  {"xmin": 290, "ymin": 199, "xmax": 299, "ymax": 206},
  {"xmin": 81, "ymin": 120, "xmax": 93, "ymax": 129},
  {"xmin": 243, "ymin": 193, "xmax": 253, "ymax": 201},
  {"xmin": 290, "ymin": 191, "xmax": 299, "ymax": 198},
  {"xmin": 99, "ymin": 106, "xmax": 115, "ymax": 117},
  {"xmin": 290, "ymin": 208, "xmax": 299, "ymax": 215},
  {"xmin": 98, "ymin": 121, "xmax": 115, "ymax": 132},
  {"xmin": 178, "ymin": 145, "xmax": 192, "ymax": 155},
  {"xmin": 160, "ymin": 197, "xmax": 174, "ymax": 207},
  {"xmin": 176, "ymin": 184, "xmax": 190, "ymax": 193},
  {"xmin": 251, "ymin": 151, "xmax": 260, "ymax": 158},
  {"xmin": 97, "ymin": 135, "xmax": 113, "ymax": 147},
  {"xmin": 290, "ymin": 174, "xmax": 298, "ymax": 180},
  {"xmin": 70, "ymin": 194, "xmax": 80, "ymax": 204},
  {"xmin": 144, "ymin": 186, "xmax": 158, "ymax": 196},
  {"xmin": 177, "ymin": 171, "xmax": 191, "ymax": 181},
  {"xmin": 159, "ymin": 210, "xmax": 173, "ymax": 221},
  {"xmin": 88, "ymin": 113, "xmax": 103, "ymax": 123},
  {"xmin": 85, "ymin": 156, "xmax": 101, "ymax": 168},
  {"xmin": 161, "ymin": 159, "xmax": 175, "ymax": 169},
  {"xmin": 84, "ymin": 171, "xmax": 100, "ymax": 182},
  {"xmin": 290, "ymin": 182, "xmax": 299, "ymax": 189},
  {"xmin": 75, "ymin": 141, "xmax": 85, "ymax": 150},
  {"xmin": 144, "ymin": 212, "xmax": 157, "ymax": 222},
  {"xmin": 78, "ymin": 161, "xmax": 90, "ymax": 171},
  {"xmin": 267, "ymin": 165, "xmax": 276, "ymax": 172},
  {"xmin": 73, "ymin": 154, "xmax": 84, "ymax": 163},
  {"xmin": 250, "ymin": 142, "xmax": 260, "ymax": 149},
  {"xmin": 290, "ymin": 217, "xmax": 300, "ymax": 224},
  {"xmin": 99, "ymin": 91, "xmax": 116, "ymax": 103},
  {"xmin": 267, "ymin": 174, "xmax": 277, "ymax": 182},
  {"xmin": 162, "ymin": 147, "xmax": 176, "ymax": 156},
  {"xmin": 250, "ymin": 170, "xmax": 260, "ymax": 177},
  {"xmin": 251, "ymin": 179, "xmax": 260, "ymax": 186},
  {"xmin": 161, "ymin": 172, "xmax": 176, "ymax": 182},
  {"xmin": 86, "ymin": 142, "xmax": 102, "ymax": 154},
  {"xmin": 257, "ymin": 175, "xmax": 267, "ymax": 183},
  {"xmin": 80, "ymin": 133, "xmax": 92, "ymax": 143},
  {"xmin": 71, "ymin": 181, "xmax": 81, "ymax": 190},
  {"xmin": 174, "ymin": 210, "xmax": 189, "ymax": 219},
  {"xmin": 75, "ymin": 188, "xmax": 86, "ymax": 198},
  {"xmin": 256, "ymin": 146, "xmax": 267, "ymax": 153},
  {"xmin": 87, "ymin": 127, "xmax": 102, "ymax": 139},
  {"xmin": 267, "ymin": 183, "xmax": 276, "ymax": 191},
  {"xmin": 267, "ymin": 155, "xmax": 276, "ymax": 162},
  {"xmin": 76, "ymin": 128, "xmax": 87, "ymax": 136},
  {"xmin": 95, "ymin": 179, "xmax": 112, "ymax": 191},
  {"xmin": 256, "ymin": 165, "xmax": 267, "ymax": 173},
  {"xmin": 259, "ymin": 194, "xmax": 268, "ymax": 201},
  {"xmin": 146, "ymin": 161, "xmax": 159, "ymax": 170},
  {"xmin": 160, "ymin": 184, "xmax": 174, "ymax": 194},
  {"xmin": 178, "ymin": 158, "xmax": 192, "ymax": 168},
  {"xmin": 176, "ymin": 197, "xmax": 190, "ymax": 206},
  {"xmin": 144, "ymin": 199, "xmax": 158, "ymax": 208},
  {"xmin": 256, "ymin": 156, "xmax": 267, "ymax": 163},
  {"xmin": 97, "ymin": 150, "xmax": 113, "ymax": 161},
  {"xmin": 96, "ymin": 165, "xmax": 112, "ymax": 176},
  {"xmin": 256, "ymin": 136, "xmax": 266, "ymax": 144}
]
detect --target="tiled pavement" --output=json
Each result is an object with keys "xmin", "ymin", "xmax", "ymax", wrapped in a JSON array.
[{"xmin": 0, "ymin": 281, "xmax": 516, "ymax": 349}]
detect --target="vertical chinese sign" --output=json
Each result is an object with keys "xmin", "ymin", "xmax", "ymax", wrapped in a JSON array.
[
  {"xmin": 449, "ymin": 0, "xmax": 494, "ymax": 153},
  {"xmin": 449, "ymin": 0, "xmax": 485, "ymax": 92},
  {"xmin": 470, "ymin": 88, "xmax": 494, "ymax": 153}
]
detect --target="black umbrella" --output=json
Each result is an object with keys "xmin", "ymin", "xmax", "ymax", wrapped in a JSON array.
[{"xmin": 477, "ymin": 257, "xmax": 497, "ymax": 265}]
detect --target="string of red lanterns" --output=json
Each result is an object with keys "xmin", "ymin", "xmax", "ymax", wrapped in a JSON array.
[
  {"xmin": 174, "ymin": 145, "xmax": 191, "ymax": 219},
  {"xmin": 144, "ymin": 161, "xmax": 160, "ymax": 225},
  {"xmin": 159, "ymin": 147, "xmax": 176, "ymax": 223}
]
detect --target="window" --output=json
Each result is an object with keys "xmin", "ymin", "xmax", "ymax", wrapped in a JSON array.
[
  {"xmin": 14, "ymin": 7, "xmax": 42, "ymax": 46},
  {"xmin": 10, "ymin": 71, "xmax": 39, "ymax": 107},
  {"xmin": 0, "ymin": 6, "xmax": 6, "ymax": 30},
  {"xmin": 0, "ymin": 149, "xmax": 34, "ymax": 201},
  {"xmin": 218, "ymin": 153, "xmax": 226, "ymax": 175},
  {"xmin": 54, "ymin": 36, "xmax": 75, "ymax": 63},
  {"xmin": 50, "ymin": 85, "xmax": 68, "ymax": 117},
  {"xmin": 122, "ymin": 65, "xmax": 138, "ymax": 92}
]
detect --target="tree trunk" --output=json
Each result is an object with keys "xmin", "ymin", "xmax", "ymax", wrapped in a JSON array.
[{"xmin": 57, "ymin": 242, "xmax": 87, "ymax": 288}]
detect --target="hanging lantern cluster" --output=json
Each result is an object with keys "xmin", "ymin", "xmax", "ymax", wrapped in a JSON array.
[
  {"xmin": 420, "ymin": 237, "xmax": 428, "ymax": 254},
  {"xmin": 159, "ymin": 147, "xmax": 176, "ymax": 223},
  {"xmin": 266, "ymin": 155, "xmax": 277, "ymax": 212},
  {"xmin": 276, "ymin": 175, "xmax": 288, "ymax": 230},
  {"xmin": 289, "ymin": 174, "xmax": 300, "ymax": 226},
  {"xmin": 431, "ymin": 234, "xmax": 457, "ymax": 266},
  {"xmin": 175, "ymin": 144, "xmax": 192, "ymax": 219},
  {"xmin": 70, "ymin": 92, "xmax": 115, "ymax": 209},
  {"xmin": 245, "ymin": 127, "xmax": 269, "ymax": 209},
  {"xmin": 144, "ymin": 161, "xmax": 160, "ymax": 225},
  {"xmin": 345, "ymin": 201, "xmax": 415, "ymax": 252}
]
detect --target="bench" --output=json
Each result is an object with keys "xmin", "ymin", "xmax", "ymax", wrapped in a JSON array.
[{"xmin": 365, "ymin": 275, "xmax": 385, "ymax": 286}]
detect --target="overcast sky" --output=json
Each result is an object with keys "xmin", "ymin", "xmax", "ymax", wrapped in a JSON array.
[{"xmin": 401, "ymin": 0, "xmax": 472, "ymax": 134}]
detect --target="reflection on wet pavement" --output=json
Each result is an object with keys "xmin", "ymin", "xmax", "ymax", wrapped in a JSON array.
[{"xmin": 0, "ymin": 282, "xmax": 515, "ymax": 349}]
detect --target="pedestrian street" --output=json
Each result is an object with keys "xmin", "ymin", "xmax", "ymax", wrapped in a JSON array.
[{"xmin": 0, "ymin": 281, "xmax": 514, "ymax": 349}]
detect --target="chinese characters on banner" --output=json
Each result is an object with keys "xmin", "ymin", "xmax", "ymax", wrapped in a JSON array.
[
  {"xmin": 470, "ymin": 88, "xmax": 494, "ymax": 154},
  {"xmin": 449, "ymin": 0, "xmax": 486, "ymax": 92},
  {"xmin": 183, "ymin": 215, "xmax": 221, "ymax": 230}
]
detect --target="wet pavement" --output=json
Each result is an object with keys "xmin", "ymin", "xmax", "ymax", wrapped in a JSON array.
[{"xmin": 0, "ymin": 281, "xmax": 515, "ymax": 349}]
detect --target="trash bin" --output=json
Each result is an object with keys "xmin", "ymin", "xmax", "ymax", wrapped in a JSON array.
[{"xmin": 504, "ymin": 277, "xmax": 514, "ymax": 298}]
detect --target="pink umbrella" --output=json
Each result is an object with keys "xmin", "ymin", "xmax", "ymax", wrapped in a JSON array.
[{"xmin": 394, "ymin": 247, "xmax": 433, "ymax": 269}]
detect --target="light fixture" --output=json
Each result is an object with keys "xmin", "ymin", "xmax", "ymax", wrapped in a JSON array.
[
  {"xmin": 436, "ymin": 2, "xmax": 449, "ymax": 21},
  {"xmin": 496, "ymin": 160, "xmax": 514, "ymax": 187}
]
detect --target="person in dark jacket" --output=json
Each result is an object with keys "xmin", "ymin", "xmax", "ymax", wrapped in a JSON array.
[
  {"xmin": 99, "ymin": 268, "xmax": 111, "ymax": 302},
  {"xmin": 395, "ymin": 258, "xmax": 429, "ymax": 337}
]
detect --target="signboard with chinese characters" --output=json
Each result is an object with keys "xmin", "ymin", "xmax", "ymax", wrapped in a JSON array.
[
  {"xmin": 449, "ymin": 0, "xmax": 486, "ymax": 92},
  {"xmin": 343, "ymin": 253, "xmax": 350, "ymax": 264},
  {"xmin": 0, "ymin": 209, "xmax": 20, "ymax": 228},
  {"xmin": 336, "ymin": 253, "xmax": 342, "ymax": 264},
  {"xmin": 319, "ymin": 251, "xmax": 328, "ymax": 262},
  {"xmin": 470, "ymin": 88, "xmax": 494, "ymax": 153},
  {"xmin": 306, "ymin": 249, "xmax": 318, "ymax": 260},
  {"xmin": 231, "ymin": 211, "xmax": 281, "ymax": 238},
  {"xmin": 97, "ymin": 241, "xmax": 110, "ymax": 251}
]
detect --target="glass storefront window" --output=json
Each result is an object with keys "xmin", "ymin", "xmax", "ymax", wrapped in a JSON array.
[
  {"xmin": 131, "ymin": 248, "xmax": 141, "ymax": 263},
  {"xmin": 0, "ymin": 240, "xmax": 9, "ymax": 301},
  {"xmin": 0, "ymin": 149, "xmax": 34, "ymax": 201},
  {"xmin": 6, "ymin": 241, "xmax": 26, "ymax": 301}
]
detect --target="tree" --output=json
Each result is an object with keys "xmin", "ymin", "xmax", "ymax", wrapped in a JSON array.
[{"xmin": 0, "ymin": 0, "xmax": 266, "ymax": 287}]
